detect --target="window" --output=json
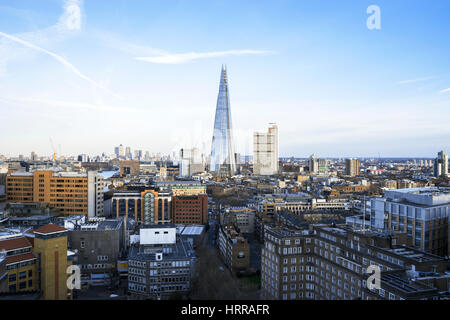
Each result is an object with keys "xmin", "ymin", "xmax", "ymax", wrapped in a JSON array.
[{"xmin": 19, "ymin": 281, "xmax": 27, "ymax": 290}]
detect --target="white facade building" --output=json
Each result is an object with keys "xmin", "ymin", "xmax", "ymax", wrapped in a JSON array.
[{"xmin": 253, "ymin": 123, "xmax": 278, "ymax": 175}]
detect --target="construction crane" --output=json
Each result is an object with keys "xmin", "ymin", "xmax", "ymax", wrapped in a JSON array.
[{"xmin": 49, "ymin": 137, "xmax": 57, "ymax": 165}]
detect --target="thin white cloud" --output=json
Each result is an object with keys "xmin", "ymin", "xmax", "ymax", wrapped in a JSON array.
[
  {"xmin": 0, "ymin": 31, "xmax": 120, "ymax": 98},
  {"xmin": 134, "ymin": 50, "xmax": 274, "ymax": 64},
  {"xmin": 396, "ymin": 76, "xmax": 436, "ymax": 85},
  {"xmin": 440, "ymin": 88, "xmax": 450, "ymax": 93},
  {"xmin": 0, "ymin": 96, "xmax": 136, "ymax": 113}
]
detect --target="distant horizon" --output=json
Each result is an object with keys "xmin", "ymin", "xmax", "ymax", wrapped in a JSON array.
[{"xmin": 0, "ymin": 152, "xmax": 445, "ymax": 161}]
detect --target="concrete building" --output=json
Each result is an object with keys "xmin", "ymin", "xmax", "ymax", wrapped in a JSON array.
[
  {"xmin": 119, "ymin": 160, "xmax": 140, "ymax": 176},
  {"xmin": 371, "ymin": 187, "xmax": 449, "ymax": 257},
  {"xmin": 253, "ymin": 124, "xmax": 278, "ymax": 176},
  {"xmin": 68, "ymin": 218, "xmax": 124, "ymax": 286},
  {"xmin": 345, "ymin": 158, "xmax": 360, "ymax": 177},
  {"xmin": 127, "ymin": 225, "xmax": 195, "ymax": 299},
  {"xmin": 6, "ymin": 170, "xmax": 103, "ymax": 218},
  {"xmin": 309, "ymin": 155, "xmax": 328, "ymax": 175}
]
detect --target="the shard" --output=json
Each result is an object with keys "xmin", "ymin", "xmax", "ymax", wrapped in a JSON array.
[{"xmin": 210, "ymin": 65, "xmax": 236, "ymax": 176}]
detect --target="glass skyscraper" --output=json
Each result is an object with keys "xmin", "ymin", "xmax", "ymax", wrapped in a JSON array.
[{"xmin": 210, "ymin": 65, "xmax": 236, "ymax": 176}]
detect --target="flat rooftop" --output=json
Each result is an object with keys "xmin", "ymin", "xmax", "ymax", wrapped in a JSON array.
[
  {"xmin": 128, "ymin": 237, "xmax": 194, "ymax": 262},
  {"xmin": 386, "ymin": 246, "xmax": 444, "ymax": 263},
  {"xmin": 385, "ymin": 187, "xmax": 450, "ymax": 206},
  {"xmin": 381, "ymin": 272, "xmax": 437, "ymax": 294}
]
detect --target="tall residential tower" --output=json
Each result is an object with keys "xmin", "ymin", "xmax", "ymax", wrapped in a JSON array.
[{"xmin": 253, "ymin": 123, "xmax": 279, "ymax": 175}]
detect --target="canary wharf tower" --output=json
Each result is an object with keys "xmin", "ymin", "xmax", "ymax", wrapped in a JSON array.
[{"xmin": 210, "ymin": 65, "xmax": 236, "ymax": 176}]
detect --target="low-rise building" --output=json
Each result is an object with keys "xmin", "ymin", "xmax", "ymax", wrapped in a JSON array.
[
  {"xmin": 217, "ymin": 224, "xmax": 250, "ymax": 273},
  {"xmin": 127, "ymin": 225, "xmax": 195, "ymax": 299},
  {"xmin": 68, "ymin": 218, "xmax": 124, "ymax": 286}
]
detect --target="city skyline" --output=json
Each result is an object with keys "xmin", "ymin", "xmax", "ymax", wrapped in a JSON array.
[{"xmin": 0, "ymin": 0, "xmax": 449, "ymax": 158}]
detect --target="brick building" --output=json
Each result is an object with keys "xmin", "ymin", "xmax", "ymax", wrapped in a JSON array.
[{"xmin": 172, "ymin": 194, "xmax": 208, "ymax": 225}]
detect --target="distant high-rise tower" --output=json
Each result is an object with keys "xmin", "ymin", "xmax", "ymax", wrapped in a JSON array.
[
  {"xmin": 345, "ymin": 158, "xmax": 360, "ymax": 177},
  {"xmin": 210, "ymin": 66, "xmax": 236, "ymax": 176},
  {"xmin": 434, "ymin": 150, "xmax": 448, "ymax": 177},
  {"xmin": 253, "ymin": 123, "xmax": 279, "ymax": 175}
]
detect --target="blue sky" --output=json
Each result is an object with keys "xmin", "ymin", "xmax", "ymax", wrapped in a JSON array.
[{"xmin": 0, "ymin": 0, "xmax": 449, "ymax": 158}]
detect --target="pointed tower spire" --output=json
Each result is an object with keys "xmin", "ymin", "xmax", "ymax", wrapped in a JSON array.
[{"xmin": 210, "ymin": 66, "xmax": 236, "ymax": 177}]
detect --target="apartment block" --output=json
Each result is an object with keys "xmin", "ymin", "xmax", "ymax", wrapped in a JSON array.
[
  {"xmin": 345, "ymin": 158, "xmax": 360, "ymax": 177},
  {"xmin": 261, "ymin": 223, "xmax": 449, "ymax": 300},
  {"xmin": 218, "ymin": 224, "xmax": 250, "ymax": 273},
  {"xmin": 0, "ymin": 233, "xmax": 38, "ymax": 294}
]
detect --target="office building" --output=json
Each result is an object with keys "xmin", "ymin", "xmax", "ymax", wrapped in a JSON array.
[
  {"xmin": 6, "ymin": 170, "xmax": 104, "ymax": 218},
  {"xmin": 112, "ymin": 189, "xmax": 172, "ymax": 225},
  {"xmin": 179, "ymin": 148, "xmax": 205, "ymax": 177},
  {"xmin": 115, "ymin": 144, "xmax": 125, "ymax": 159},
  {"xmin": 210, "ymin": 66, "xmax": 236, "ymax": 177},
  {"xmin": 153, "ymin": 181, "xmax": 206, "ymax": 196},
  {"xmin": 371, "ymin": 187, "xmax": 449, "ymax": 257},
  {"xmin": 253, "ymin": 124, "xmax": 279, "ymax": 176},
  {"xmin": 77, "ymin": 154, "xmax": 89, "ymax": 162},
  {"xmin": 172, "ymin": 194, "xmax": 208, "ymax": 225},
  {"xmin": 127, "ymin": 225, "xmax": 195, "ymax": 299},
  {"xmin": 345, "ymin": 158, "xmax": 360, "ymax": 177}
]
